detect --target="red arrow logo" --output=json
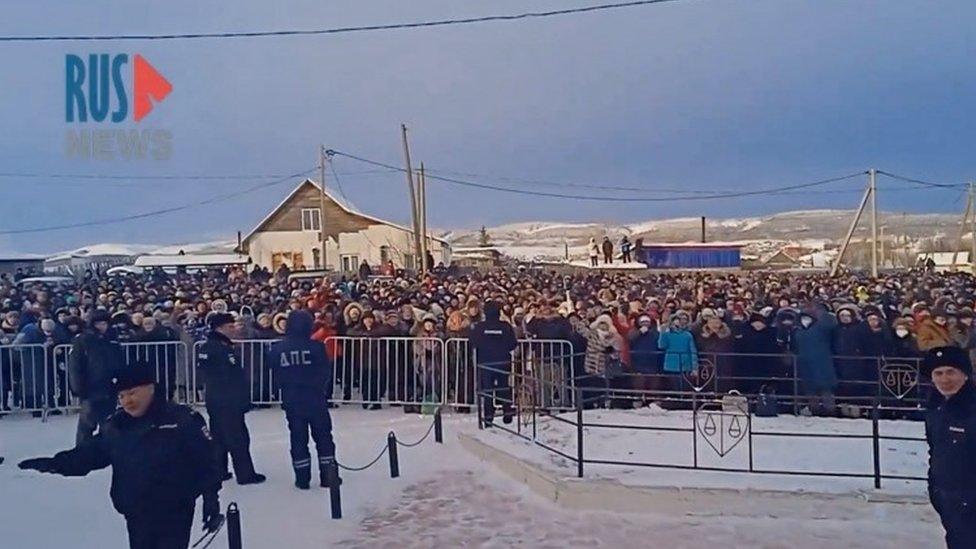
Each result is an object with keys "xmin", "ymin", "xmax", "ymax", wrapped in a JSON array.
[{"xmin": 133, "ymin": 54, "xmax": 172, "ymax": 122}]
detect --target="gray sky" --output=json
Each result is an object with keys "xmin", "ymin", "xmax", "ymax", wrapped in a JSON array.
[{"xmin": 1, "ymin": 0, "xmax": 974, "ymax": 253}]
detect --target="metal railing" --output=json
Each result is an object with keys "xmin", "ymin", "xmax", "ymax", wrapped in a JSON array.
[
  {"xmin": 325, "ymin": 336, "xmax": 444, "ymax": 408},
  {"xmin": 475, "ymin": 357, "xmax": 930, "ymax": 488},
  {"xmin": 0, "ymin": 344, "xmax": 54, "ymax": 417}
]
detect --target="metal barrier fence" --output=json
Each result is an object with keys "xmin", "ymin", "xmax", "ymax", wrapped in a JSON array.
[
  {"xmin": 3, "ymin": 338, "xmax": 932, "ymax": 419},
  {"xmin": 325, "ymin": 336, "xmax": 444, "ymax": 408},
  {"xmin": 0, "ymin": 344, "xmax": 53, "ymax": 417},
  {"xmin": 475, "ymin": 360, "xmax": 930, "ymax": 488}
]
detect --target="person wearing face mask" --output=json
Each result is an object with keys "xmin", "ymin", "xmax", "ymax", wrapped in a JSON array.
[
  {"xmin": 792, "ymin": 303, "xmax": 838, "ymax": 417},
  {"xmin": 628, "ymin": 315, "xmax": 662, "ymax": 399},
  {"xmin": 918, "ymin": 309, "xmax": 954, "ymax": 352},
  {"xmin": 892, "ymin": 318, "xmax": 920, "ymax": 359}
]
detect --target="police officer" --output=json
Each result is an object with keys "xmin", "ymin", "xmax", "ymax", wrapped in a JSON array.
[
  {"xmin": 69, "ymin": 309, "xmax": 124, "ymax": 446},
  {"xmin": 924, "ymin": 346, "xmax": 976, "ymax": 548},
  {"xmin": 469, "ymin": 301, "xmax": 518, "ymax": 427},
  {"xmin": 196, "ymin": 313, "xmax": 265, "ymax": 485},
  {"xmin": 268, "ymin": 310, "xmax": 339, "ymax": 489},
  {"xmin": 18, "ymin": 363, "xmax": 223, "ymax": 549}
]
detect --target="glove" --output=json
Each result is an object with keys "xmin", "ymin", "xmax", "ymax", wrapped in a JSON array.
[
  {"xmin": 202, "ymin": 495, "xmax": 222, "ymax": 533},
  {"xmin": 18, "ymin": 457, "xmax": 56, "ymax": 473}
]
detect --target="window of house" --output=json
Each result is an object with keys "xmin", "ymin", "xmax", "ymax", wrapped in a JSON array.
[
  {"xmin": 340, "ymin": 254, "xmax": 359, "ymax": 272},
  {"xmin": 301, "ymin": 208, "xmax": 321, "ymax": 232}
]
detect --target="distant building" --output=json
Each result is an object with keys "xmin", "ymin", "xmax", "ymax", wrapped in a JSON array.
[
  {"xmin": 451, "ymin": 247, "xmax": 503, "ymax": 269},
  {"xmin": 44, "ymin": 244, "xmax": 156, "ymax": 275},
  {"xmin": 241, "ymin": 179, "xmax": 450, "ymax": 273},
  {"xmin": 0, "ymin": 255, "xmax": 45, "ymax": 276},
  {"xmin": 762, "ymin": 248, "xmax": 803, "ymax": 269},
  {"xmin": 637, "ymin": 243, "xmax": 743, "ymax": 269}
]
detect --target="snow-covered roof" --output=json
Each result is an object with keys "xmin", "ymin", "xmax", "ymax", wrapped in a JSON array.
[
  {"xmin": 134, "ymin": 253, "xmax": 251, "ymax": 267},
  {"xmin": 640, "ymin": 241, "xmax": 748, "ymax": 249},
  {"xmin": 242, "ymin": 179, "xmax": 449, "ymax": 246},
  {"xmin": 46, "ymin": 243, "xmax": 158, "ymax": 262}
]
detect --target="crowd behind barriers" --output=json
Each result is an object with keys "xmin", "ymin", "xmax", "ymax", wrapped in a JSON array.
[{"xmin": 3, "ymin": 262, "xmax": 976, "ymax": 418}]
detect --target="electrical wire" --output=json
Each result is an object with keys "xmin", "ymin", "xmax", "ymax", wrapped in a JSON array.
[
  {"xmin": 877, "ymin": 170, "xmax": 967, "ymax": 189},
  {"xmin": 0, "ymin": 1, "xmax": 682, "ymax": 42},
  {"xmin": 0, "ymin": 169, "xmax": 394, "ymax": 185},
  {"xmin": 422, "ymin": 167, "xmax": 954, "ymax": 197},
  {"xmin": 0, "ymin": 167, "xmax": 315, "ymax": 235},
  {"xmin": 328, "ymin": 149, "xmax": 867, "ymax": 202}
]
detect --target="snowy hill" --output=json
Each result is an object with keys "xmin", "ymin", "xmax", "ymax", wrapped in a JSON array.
[{"xmin": 445, "ymin": 210, "xmax": 960, "ymax": 261}]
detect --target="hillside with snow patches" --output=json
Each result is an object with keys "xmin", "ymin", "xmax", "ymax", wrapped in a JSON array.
[{"xmin": 444, "ymin": 210, "xmax": 960, "ymax": 261}]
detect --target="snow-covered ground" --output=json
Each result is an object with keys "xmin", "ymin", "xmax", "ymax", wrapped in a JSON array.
[
  {"xmin": 0, "ymin": 407, "xmax": 945, "ymax": 548},
  {"xmin": 478, "ymin": 405, "xmax": 930, "ymax": 496}
]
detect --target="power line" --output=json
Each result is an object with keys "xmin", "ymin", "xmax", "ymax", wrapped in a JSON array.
[
  {"xmin": 0, "ymin": 167, "xmax": 315, "ymax": 235},
  {"xmin": 0, "ymin": 169, "xmax": 393, "ymax": 184},
  {"xmin": 422, "ymin": 167, "xmax": 952, "ymax": 197},
  {"xmin": 328, "ymin": 149, "xmax": 867, "ymax": 202},
  {"xmin": 0, "ymin": 1, "xmax": 681, "ymax": 42},
  {"xmin": 877, "ymin": 170, "xmax": 967, "ymax": 189}
]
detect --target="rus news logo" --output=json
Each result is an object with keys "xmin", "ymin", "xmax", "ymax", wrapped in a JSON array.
[{"xmin": 64, "ymin": 54, "xmax": 173, "ymax": 160}]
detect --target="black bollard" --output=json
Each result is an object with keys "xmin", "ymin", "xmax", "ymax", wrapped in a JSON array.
[
  {"xmin": 434, "ymin": 408, "xmax": 443, "ymax": 444},
  {"xmin": 227, "ymin": 502, "xmax": 242, "ymax": 549},
  {"xmin": 327, "ymin": 460, "xmax": 342, "ymax": 519},
  {"xmin": 387, "ymin": 432, "xmax": 400, "ymax": 478}
]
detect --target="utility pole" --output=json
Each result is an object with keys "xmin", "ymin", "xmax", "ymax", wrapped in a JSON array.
[
  {"xmin": 953, "ymin": 185, "xmax": 972, "ymax": 272},
  {"xmin": 419, "ymin": 163, "xmax": 429, "ymax": 275},
  {"xmin": 831, "ymin": 172, "xmax": 873, "ymax": 277},
  {"xmin": 879, "ymin": 226, "xmax": 886, "ymax": 268},
  {"xmin": 869, "ymin": 168, "xmax": 878, "ymax": 278},
  {"xmin": 319, "ymin": 144, "xmax": 328, "ymax": 271},
  {"xmin": 700, "ymin": 216, "xmax": 706, "ymax": 243},
  {"xmin": 400, "ymin": 124, "xmax": 422, "ymax": 271}
]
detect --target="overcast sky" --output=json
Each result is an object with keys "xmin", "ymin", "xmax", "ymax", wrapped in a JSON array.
[{"xmin": 1, "ymin": 0, "xmax": 974, "ymax": 254}]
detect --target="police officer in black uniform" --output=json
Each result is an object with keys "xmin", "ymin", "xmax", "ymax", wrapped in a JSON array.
[
  {"xmin": 18, "ymin": 363, "xmax": 223, "ymax": 549},
  {"xmin": 268, "ymin": 310, "xmax": 339, "ymax": 489},
  {"xmin": 69, "ymin": 309, "xmax": 124, "ymax": 446},
  {"xmin": 469, "ymin": 301, "xmax": 518, "ymax": 427},
  {"xmin": 196, "ymin": 313, "xmax": 265, "ymax": 485},
  {"xmin": 924, "ymin": 346, "xmax": 976, "ymax": 549}
]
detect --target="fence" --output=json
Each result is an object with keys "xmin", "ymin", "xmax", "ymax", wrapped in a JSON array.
[
  {"xmin": 474, "ymin": 357, "xmax": 931, "ymax": 489},
  {"xmin": 325, "ymin": 336, "xmax": 445, "ymax": 408},
  {"xmin": 2, "ymin": 338, "xmax": 935, "ymax": 420}
]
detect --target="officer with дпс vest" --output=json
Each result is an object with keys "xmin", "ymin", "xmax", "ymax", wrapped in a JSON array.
[
  {"xmin": 924, "ymin": 346, "xmax": 976, "ymax": 548},
  {"xmin": 267, "ymin": 310, "xmax": 339, "ymax": 490}
]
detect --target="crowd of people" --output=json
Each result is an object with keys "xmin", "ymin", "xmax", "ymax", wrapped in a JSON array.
[{"xmin": 3, "ymin": 263, "xmax": 976, "ymax": 417}]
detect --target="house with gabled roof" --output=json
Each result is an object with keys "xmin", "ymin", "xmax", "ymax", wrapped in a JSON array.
[{"xmin": 240, "ymin": 179, "xmax": 450, "ymax": 272}]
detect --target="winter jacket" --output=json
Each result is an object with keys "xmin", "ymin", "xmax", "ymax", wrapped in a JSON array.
[
  {"xmin": 658, "ymin": 328, "xmax": 698, "ymax": 373},
  {"xmin": 268, "ymin": 311, "xmax": 333, "ymax": 411},
  {"xmin": 627, "ymin": 326, "xmax": 661, "ymax": 374},
  {"xmin": 196, "ymin": 331, "xmax": 250, "ymax": 413},
  {"xmin": 926, "ymin": 382, "xmax": 976, "ymax": 508},
  {"xmin": 469, "ymin": 307, "xmax": 518, "ymax": 372},
  {"xmin": 917, "ymin": 319, "xmax": 953, "ymax": 352},
  {"xmin": 68, "ymin": 328, "xmax": 124, "ymax": 401},
  {"xmin": 48, "ymin": 397, "xmax": 220, "ymax": 518},
  {"xmin": 792, "ymin": 311, "xmax": 838, "ymax": 393},
  {"xmin": 584, "ymin": 319, "xmax": 623, "ymax": 375}
]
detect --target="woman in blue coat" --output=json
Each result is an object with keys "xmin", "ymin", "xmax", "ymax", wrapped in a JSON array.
[
  {"xmin": 791, "ymin": 303, "xmax": 838, "ymax": 416},
  {"xmin": 658, "ymin": 311, "xmax": 699, "ymax": 395}
]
